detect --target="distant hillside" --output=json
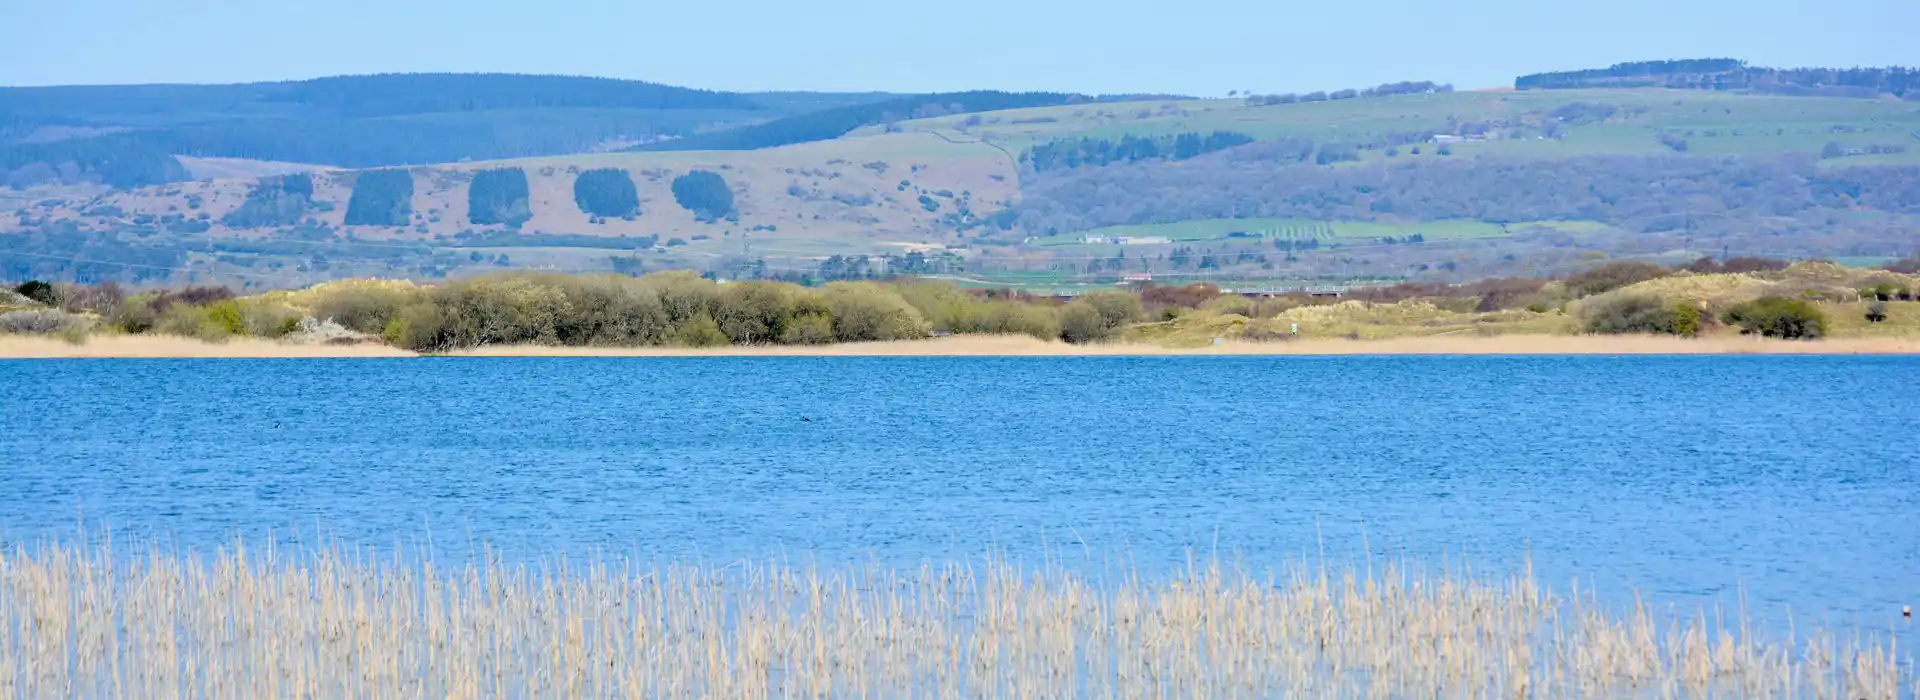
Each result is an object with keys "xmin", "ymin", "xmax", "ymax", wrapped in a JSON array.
[
  {"xmin": 0, "ymin": 74, "xmax": 759, "ymax": 124},
  {"xmin": 5, "ymin": 83, "xmax": 1918, "ymax": 289},
  {"xmin": 0, "ymin": 74, "xmax": 902, "ymax": 190},
  {"xmin": 632, "ymin": 91, "xmax": 1080, "ymax": 152},
  {"xmin": 1516, "ymin": 59, "xmax": 1917, "ymax": 98}
]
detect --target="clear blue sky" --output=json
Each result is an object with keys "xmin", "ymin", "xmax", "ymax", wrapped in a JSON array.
[{"xmin": 3, "ymin": 0, "xmax": 1913, "ymax": 95}]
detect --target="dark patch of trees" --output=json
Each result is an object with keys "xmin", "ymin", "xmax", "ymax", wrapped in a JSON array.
[
  {"xmin": 0, "ymin": 74, "xmax": 816, "ymax": 183},
  {"xmin": 1563, "ymin": 261, "xmax": 1672, "ymax": 297},
  {"xmin": 274, "ymin": 73, "xmax": 759, "ymax": 118},
  {"xmin": 0, "ymin": 74, "xmax": 758, "ymax": 123},
  {"xmin": 0, "ymin": 138, "xmax": 187, "ymax": 189},
  {"xmin": 0, "ymin": 224, "xmax": 185, "ymax": 284},
  {"xmin": 343, "ymin": 170, "xmax": 415, "ymax": 227},
  {"xmin": 671, "ymin": 170, "xmax": 734, "ymax": 221},
  {"xmin": 13, "ymin": 280, "xmax": 56, "ymax": 304},
  {"xmin": 1315, "ymin": 142, "xmax": 1361, "ymax": 165},
  {"xmin": 633, "ymin": 91, "xmax": 1078, "ymax": 152},
  {"xmin": 221, "ymin": 174, "xmax": 313, "ymax": 228},
  {"xmin": 1682, "ymin": 256, "xmax": 1789, "ymax": 274},
  {"xmin": 1245, "ymin": 81, "xmax": 1452, "ymax": 106},
  {"xmin": 886, "ymin": 250, "xmax": 964, "ymax": 276},
  {"xmin": 1023, "ymin": 131, "xmax": 1254, "ymax": 171},
  {"xmin": 1518, "ymin": 59, "xmax": 1746, "ymax": 89},
  {"xmin": 1517, "ymin": 59, "xmax": 1915, "ymax": 98},
  {"xmin": 573, "ymin": 168, "xmax": 640, "ymax": 218},
  {"xmin": 1546, "ymin": 102, "xmax": 1620, "ymax": 125},
  {"xmin": 466, "ymin": 168, "xmax": 531, "ymax": 226}
]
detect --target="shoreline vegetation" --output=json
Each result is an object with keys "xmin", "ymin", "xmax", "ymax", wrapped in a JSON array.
[
  {"xmin": 3, "ymin": 257, "xmax": 1918, "ymax": 359},
  {"xmin": 4, "ymin": 332, "xmax": 1920, "ymax": 358},
  {"xmin": 0, "ymin": 541, "xmax": 1906, "ymax": 697}
]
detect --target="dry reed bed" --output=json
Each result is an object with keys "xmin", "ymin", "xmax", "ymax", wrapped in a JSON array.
[{"xmin": 0, "ymin": 541, "xmax": 1908, "ymax": 699}]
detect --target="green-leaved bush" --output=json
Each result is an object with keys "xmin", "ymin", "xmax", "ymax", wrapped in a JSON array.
[
  {"xmin": 309, "ymin": 285, "xmax": 428, "ymax": 335},
  {"xmin": 1582, "ymin": 294, "xmax": 1691, "ymax": 335},
  {"xmin": 0, "ymin": 309, "xmax": 86, "ymax": 334},
  {"xmin": 672, "ymin": 314, "xmax": 730, "ymax": 347},
  {"xmin": 1078, "ymin": 290, "xmax": 1145, "ymax": 329},
  {"xmin": 13, "ymin": 280, "xmax": 58, "ymax": 306},
  {"xmin": 1722, "ymin": 296, "xmax": 1827, "ymax": 339},
  {"xmin": 1059, "ymin": 302, "xmax": 1111, "ymax": 344},
  {"xmin": 713, "ymin": 282, "xmax": 794, "ymax": 345},
  {"xmin": 896, "ymin": 282, "xmax": 1060, "ymax": 340},
  {"xmin": 1865, "ymin": 301, "xmax": 1889, "ymax": 323},
  {"xmin": 824, "ymin": 282, "xmax": 930, "ymax": 342},
  {"xmin": 155, "ymin": 303, "xmax": 237, "ymax": 341}
]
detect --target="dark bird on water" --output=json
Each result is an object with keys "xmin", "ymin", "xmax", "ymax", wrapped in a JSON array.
[{"xmin": 802, "ymin": 417, "xmax": 812, "ymax": 422}]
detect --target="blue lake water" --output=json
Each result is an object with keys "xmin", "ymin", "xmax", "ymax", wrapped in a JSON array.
[{"xmin": 2, "ymin": 356, "xmax": 1916, "ymax": 636}]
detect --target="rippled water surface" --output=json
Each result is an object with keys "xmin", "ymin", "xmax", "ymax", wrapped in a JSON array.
[{"xmin": 3, "ymin": 356, "xmax": 1916, "ymax": 633}]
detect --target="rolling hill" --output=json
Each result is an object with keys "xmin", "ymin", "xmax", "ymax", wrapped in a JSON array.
[
  {"xmin": 0, "ymin": 74, "xmax": 902, "ymax": 189},
  {"xmin": 3, "ymin": 63, "xmax": 1918, "ymax": 289}
]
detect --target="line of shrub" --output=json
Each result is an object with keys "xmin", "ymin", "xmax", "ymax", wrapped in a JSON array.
[
  {"xmin": 1580, "ymin": 294, "xmax": 1704, "ymax": 336},
  {"xmin": 1582, "ymin": 293, "xmax": 1831, "ymax": 339},
  {"xmin": 225, "ymin": 274, "xmax": 1143, "ymax": 352}
]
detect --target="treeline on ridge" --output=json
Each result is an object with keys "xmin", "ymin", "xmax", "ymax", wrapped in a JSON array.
[
  {"xmin": 1241, "ymin": 80, "xmax": 1454, "ymax": 106},
  {"xmin": 1515, "ymin": 59, "xmax": 1916, "ymax": 98},
  {"xmin": 0, "ymin": 74, "xmax": 760, "ymax": 123},
  {"xmin": 0, "ymin": 109, "xmax": 760, "ymax": 188},
  {"xmin": 1023, "ymin": 131, "xmax": 1254, "ymax": 171},
  {"xmin": 0, "ymin": 74, "xmax": 780, "ymax": 188}
]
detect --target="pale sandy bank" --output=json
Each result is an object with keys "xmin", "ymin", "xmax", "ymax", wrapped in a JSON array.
[
  {"xmin": 5, "ymin": 333, "xmax": 1918, "ymax": 359},
  {"xmin": 450, "ymin": 334, "xmax": 1920, "ymax": 356},
  {"xmin": 0, "ymin": 335, "xmax": 410, "ymax": 358}
]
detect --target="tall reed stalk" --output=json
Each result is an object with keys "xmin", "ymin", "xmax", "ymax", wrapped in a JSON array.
[{"xmin": 0, "ymin": 538, "xmax": 1907, "ymax": 698}]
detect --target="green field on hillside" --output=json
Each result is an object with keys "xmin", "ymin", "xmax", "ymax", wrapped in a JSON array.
[
  {"xmin": 867, "ymin": 89, "xmax": 1920, "ymax": 161},
  {"xmin": 1031, "ymin": 217, "xmax": 1601, "ymax": 247}
]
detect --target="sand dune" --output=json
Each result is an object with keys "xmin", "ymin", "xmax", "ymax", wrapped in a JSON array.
[
  {"xmin": 0, "ymin": 335, "xmax": 410, "ymax": 358},
  {"xmin": 6, "ymin": 332, "xmax": 1918, "ymax": 358}
]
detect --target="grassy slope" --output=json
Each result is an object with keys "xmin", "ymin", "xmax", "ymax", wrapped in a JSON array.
[
  {"xmin": 0, "ymin": 132, "xmax": 1020, "ymax": 273},
  {"xmin": 1132, "ymin": 263, "xmax": 1920, "ymax": 346},
  {"xmin": 7, "ymin": 88, "xmax": 1914, "ymax": 275},
  {"xmin": 865, "ymin": 88, "xmax": 1920, "ymax": 162}
]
